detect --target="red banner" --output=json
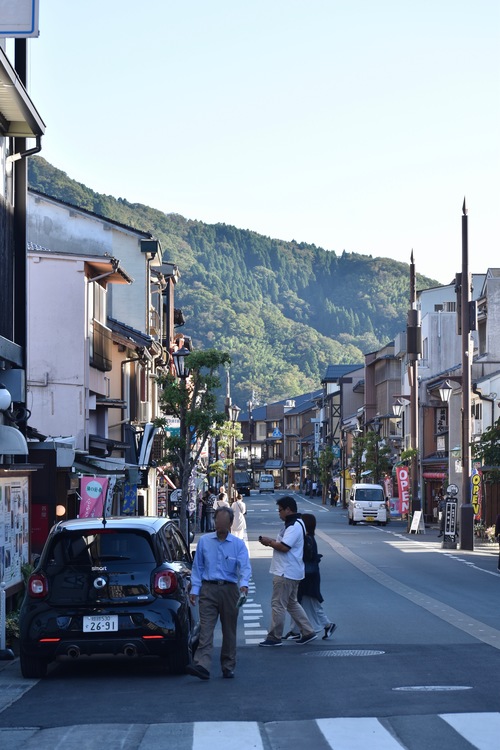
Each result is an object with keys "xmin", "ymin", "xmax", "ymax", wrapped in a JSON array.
[
  {"xmin": 396, "ymin": 466, "xmax": 410, "ymax": 515},
  {"xmin": 79, "ymin": 477, "xmax": 109, "ymax": 518}
]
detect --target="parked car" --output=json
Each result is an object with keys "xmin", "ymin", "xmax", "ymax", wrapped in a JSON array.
[
  {"xmin": 348, "ymin": 483, "xmax": 387, "ymax": 525},
  {"xmin": 19, "ymin": 516, "xmax": 199, "ymax": 678}
]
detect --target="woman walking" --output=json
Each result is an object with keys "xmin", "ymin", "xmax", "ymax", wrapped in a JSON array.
[
  {"xmin": 231, "ymin": 493, "xmax": 247, "ymax": 545},
  {"xmin": 283, "ymin": 512, "xmax": 336, "ymax": 641}
]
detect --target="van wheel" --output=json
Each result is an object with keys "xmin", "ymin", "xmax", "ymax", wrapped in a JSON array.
[
  {"xmin": 348, "ymin": 517, "xmax": 352, "ymax": 525},
  {"xmin": 352, "ymin": 520, "xmax": 357, "ymax": 525}
]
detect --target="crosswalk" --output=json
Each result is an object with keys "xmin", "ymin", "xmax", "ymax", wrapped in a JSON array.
[{"xmin": 1, "ymin": 714, "xmax": 499, "ymax": 749}]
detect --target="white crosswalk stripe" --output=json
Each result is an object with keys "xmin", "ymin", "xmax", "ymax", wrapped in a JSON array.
[{"xmin": 1, "ymin": 714, "xmax": 500, "ymax": 748}]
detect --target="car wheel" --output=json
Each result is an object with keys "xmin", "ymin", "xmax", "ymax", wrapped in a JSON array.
[
  {"xmin": 20, "ymin": 650, "xmax": 49, "ymax": 679},
  {"xmin": 348, "ymin": 517, "xmax": 352, "ymax": 525},
  {"xmin": 352, "ymin": 520, "xmax": 357, "ymax": 525}
]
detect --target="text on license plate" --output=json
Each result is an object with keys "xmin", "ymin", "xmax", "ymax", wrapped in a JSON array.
[
  {"xmin": 83, "ymin": 615, "xmax": 118, "ymax": 632},
  {"xmin": 366, "ymin": 516, "xmax": 375, "ymax": 522}
]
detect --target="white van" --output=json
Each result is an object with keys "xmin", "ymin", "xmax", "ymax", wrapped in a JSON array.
[
  {"xmin": 259, "ymin": 474, "xmax": 275, "ymax": 494},
  {"xmin": 348, "ymin": 483, "xmax": 387, "ymax": 525}
]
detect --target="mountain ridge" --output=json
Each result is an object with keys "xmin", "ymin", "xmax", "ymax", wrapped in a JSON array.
[{"xmin": 27, "ymin": 156, "xmax": 438, "ymax": 405}]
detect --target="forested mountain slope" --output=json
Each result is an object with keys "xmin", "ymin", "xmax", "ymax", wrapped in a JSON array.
[{"xmin": 28, "ymin": 157, "xmax": 437, "ymax": 404}]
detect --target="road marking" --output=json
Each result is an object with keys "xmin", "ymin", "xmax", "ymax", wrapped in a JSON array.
[
  {"xmin": 317, "ymin": 529, "xmax": 500, "ymax": 650},
  {"xmin": 441, "ymin": 712, "xmax": 500, "ymax": 750},
  {"xmin": 317, "ymin": 717, "xmax": 404, "ymax": 749},
  {"xmin": 393, "ymin": 685, "xmax": 472, "ymax": 691},
  {"xmin": 193, "ymin": 721, "xmax": 263, "ymax": 750},
  {"xmin": 304, "ymin": 649, "xmax": 385, "ymax": 657}
]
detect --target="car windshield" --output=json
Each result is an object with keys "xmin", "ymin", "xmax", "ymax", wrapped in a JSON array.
[
  {"xmin": 46, "ymin": 530, "xmax": 156, "ymax": 567},
  {"xmin": 356, "ymin": 489, "xmax": 384, "ymax": 502}
]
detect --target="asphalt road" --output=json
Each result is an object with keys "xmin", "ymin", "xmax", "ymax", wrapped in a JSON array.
[{"xmin": 1, "ymin": 490, "xmax": 499, "ymax": 749}]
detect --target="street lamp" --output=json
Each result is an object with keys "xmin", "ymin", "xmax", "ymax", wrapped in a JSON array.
[
  {"xmin": 227, "ymin": 403, "xmax": 241, "ymax": 501},
  {"xmin": 438, "ymin": 380, "xmax": 453, "ymax": 404},
  {"xmin": 371, "ymin": 417, "xmax": 382, "ymax": 484},
  {"xmin": 247, "ymin": 398, "xmax": 254, "ymax": 484},
  {"xmin": 172, "ymin": 347, "xmax": 191, "ymax": 379}
]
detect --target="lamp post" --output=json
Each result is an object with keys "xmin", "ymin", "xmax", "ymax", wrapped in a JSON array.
[
  {"xmin": 172, "ymin": 346, "xmax": 192, "ymax": 542},
  {"xmin": 227, "ymin": 402, "xmax": 241, "ymax": 502},
  {"xmin": 247, "ymin": 398, "xmax": 254, "ymax": 485},
  {"xmin": 371, "ymin": 417, "xmax": 382, "ymax": 484}
]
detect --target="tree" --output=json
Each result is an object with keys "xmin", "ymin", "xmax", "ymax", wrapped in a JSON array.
[
  {"xmin": 472, "ymin": 418, "xmax": 500, "ymax": 483},
  {"xmin": 318, "ymin": 446, "xmax": 335, "ymax": 504},
  {"xmin": 155, "ymin": 349, "xmax": 231, "ymax": 541},
  {"xmin": 363, "ymin": 431, "xmax": 392, "ymax": 484}
]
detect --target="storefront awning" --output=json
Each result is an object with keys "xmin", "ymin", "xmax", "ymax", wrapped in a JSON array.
[{"xmin": 265, "ymin": 459, "xmax": 283, "ymax": 469}]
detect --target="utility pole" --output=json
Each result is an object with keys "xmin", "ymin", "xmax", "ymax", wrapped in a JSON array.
[
  {"xmin": 407, "ymin": 251, "xmax": 421, "ymax": 522},
  {"xmin": 460, "ymin": 199, "xmax": 474, "ymax": 550}
]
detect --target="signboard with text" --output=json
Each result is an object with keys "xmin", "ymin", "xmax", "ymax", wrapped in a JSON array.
[{"xmin": 0, "ymin": 0, "xmax": 39, "ymax": 37}]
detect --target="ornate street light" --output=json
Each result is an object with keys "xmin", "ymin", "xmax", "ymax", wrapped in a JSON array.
[
  {"xmin": 438, "ymin": 380, "xmax": 453, "ymax": 403},
  {"xmin": 172, "ymin": 346, "xmax": 191, "ymax": 380},
  {"xmin": 227, "ymin": 403, "xmax": 241, "ymax": 501}
]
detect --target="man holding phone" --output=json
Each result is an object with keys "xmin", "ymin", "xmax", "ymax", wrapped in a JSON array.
[{"xmin": 258, "ymin": 496, "xmax": 317, "ymax": 647}]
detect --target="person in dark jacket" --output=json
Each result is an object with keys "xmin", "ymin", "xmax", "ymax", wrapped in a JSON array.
[{"xmin": 283, "ymin": 513, "xmax": 336, "ymax": 641}]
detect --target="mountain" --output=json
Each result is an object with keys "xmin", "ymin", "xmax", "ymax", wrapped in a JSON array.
[{"xmin": 28, "ymin": 157, "xmax": 438, "ymax": 405}]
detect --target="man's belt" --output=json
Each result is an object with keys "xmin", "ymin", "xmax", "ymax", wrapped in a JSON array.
[{"xmin": 203, "ymin": 579, "xmax": 236, "ymax": 585}]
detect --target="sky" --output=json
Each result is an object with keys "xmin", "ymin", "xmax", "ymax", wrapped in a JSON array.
[{"xmin": 19, "ymin": 1, "xmax": 500, "ymax": 284}]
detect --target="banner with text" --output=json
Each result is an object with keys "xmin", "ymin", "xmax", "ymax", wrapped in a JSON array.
[
  {"xmin": 396, "ymin": 466, "xmax": 410, "ymax": 515},
  {"xmin": 79, "ymin": 477, "xmax": 109, "ymax": 518}
]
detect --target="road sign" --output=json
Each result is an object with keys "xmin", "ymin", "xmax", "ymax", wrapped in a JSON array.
[{"xmin": 272, "ymin": 428, "xmax": 282, "ymax": 438}]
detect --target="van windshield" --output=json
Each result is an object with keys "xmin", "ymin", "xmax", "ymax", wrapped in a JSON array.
[{"xmin": 356, "ymin": 488, "xmax": 384, "ymax": 502}]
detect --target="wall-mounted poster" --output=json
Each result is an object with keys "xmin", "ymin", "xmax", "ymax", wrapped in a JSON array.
[{"xmin": 0, "ymin": 476, "xmax": 30, "ymax": 590}]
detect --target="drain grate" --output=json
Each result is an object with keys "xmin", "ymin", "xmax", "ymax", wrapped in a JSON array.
[{"xmin": 304, "ymin": 649, "xmax": 385, "ymax": 657}]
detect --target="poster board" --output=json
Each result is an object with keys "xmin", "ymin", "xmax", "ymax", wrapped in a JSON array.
[
  {"xmin": 0, "ymin": 476, "xmax": 30, "ymax": 589},
  {"xmin": 409, "ymin": 509, "xmax": 426, "ymax": 534}
]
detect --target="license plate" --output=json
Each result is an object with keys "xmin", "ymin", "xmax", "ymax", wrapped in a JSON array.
[
  {"xmin": 366, "ymin": 516, "xmax": 375, "ymax": 522},
  {"xmin": 83, "ymin": 615, "xmax": 118, "ymax": 632}
]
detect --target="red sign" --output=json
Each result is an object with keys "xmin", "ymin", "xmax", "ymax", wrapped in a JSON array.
[{"xmin": 396, "ymin": 466, "xmax": 410, "ymax": 515}]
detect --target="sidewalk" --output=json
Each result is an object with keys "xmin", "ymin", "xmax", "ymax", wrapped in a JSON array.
[{"xmin": 295, "ymin": 489, "xmax": 498, "ymax": 557}]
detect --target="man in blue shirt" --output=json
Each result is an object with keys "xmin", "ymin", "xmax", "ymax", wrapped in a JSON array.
[{"xmin": 187, "ymin": 507, "xmax": 251, "ymax": 680}]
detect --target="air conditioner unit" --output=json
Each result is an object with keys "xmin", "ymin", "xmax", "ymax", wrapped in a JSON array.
[
  {"xmin": 284, "ymin": 400, "xmax": 295, "ymax": 408},
  {"xmin": 471, "ymin": 419, "xmax": 482, "ymax": 436},
  {"xmin": 138, "ymin": 401, "xmax": 152, "ymax": 423}
]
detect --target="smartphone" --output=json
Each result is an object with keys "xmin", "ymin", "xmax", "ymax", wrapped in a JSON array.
[{"xmin": 236, "ymin": 594, "xmax": 247, "ymax": 608}]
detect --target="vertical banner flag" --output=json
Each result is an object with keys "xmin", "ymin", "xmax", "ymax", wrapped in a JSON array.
[
  {"xmin": 79, "ymin": 477, "xmax": 109, "ymax": 518},
  {"xmin": 122, "ymin": 482, "xmax": 138, "ymax": 515},
  {"xmin": 470, "ymin": 467, "xmax": 482, "ymax": 519},
  {"xmin": 104, "ymin": 476, "xmax": 117, "ymax": 518},
  {"xmin": 395, "ymin": 466, "xmax": 410, "ymax": 515}
]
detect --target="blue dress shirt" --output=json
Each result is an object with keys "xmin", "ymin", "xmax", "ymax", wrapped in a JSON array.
[{"xmin": 191, "ymin": 532, "xmax": 251, "ymax": 596}]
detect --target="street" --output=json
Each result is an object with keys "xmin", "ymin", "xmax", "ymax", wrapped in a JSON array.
[{"xmin": 1, "ymin": 491, "xmax": 500, "ymax": 749}]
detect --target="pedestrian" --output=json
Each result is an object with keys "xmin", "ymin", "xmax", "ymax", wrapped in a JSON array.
[
  {"xmin": 329, "ymin": 481, "xmax": 339, "ymax": 507},
  {"xmin": 200, "ymin": 490, "xmax": 214, "ymax": 533},
  {"xmin": 283, "ymin": 513, "xmax": 336, "ymax": 641},
  {"xmin": 437, "ymin": 491, "xmax": 446, "ymax": 537},
  {"xmin": 258, "ymin": 495, "xmax": 317, "ymax": 647},
  {"xmin": 312, "ymin": 480, "xmax": 317, "ymax": 497},
  {"xmin": 214, "ymin": 492, "xmax": 230, "ymax": 510},
  {"xmin": 495, "ymin": 513, "xmax": 500, "ymax": 571},
  {"xmin": 187, "ymin": 507, "xmax": 251, "ymax": 680},
  {"xmin": 231, "ymin": 493, "xmax": 247, "ymax": 543}
]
